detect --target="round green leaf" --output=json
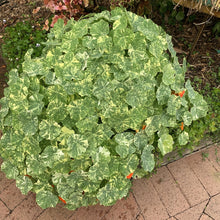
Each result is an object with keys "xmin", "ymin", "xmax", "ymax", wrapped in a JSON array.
[
  {"xmin": 158, "ymin": 134, "xmax": 173, "ymax": 156},
  {"xmin": 67, "ymin": 134, "xmax": 89, "ymax": 158},
  {"xmin": 46, "ymin": 101, "xmax": 68, "ymax": 122},
  {"xmin": 162, "ymin": 63, "xmax": 175, "ymax": 86},
  {"xmin": 178, "ymin": 131, "xmax": 189, "ymax": 146},
  {"xmin": 1, "ymin": 161, "xmax": 19, "ymax": 179},
  {"xmin": 141, "ymin": 145, "xmax": 155, "ymax": 172},
  {"xmin": 115, "ymin": 133, "xmax": 135, "ymax": 158},
  {"xmin": 167, "ymin": 95, "xmax": 181, "ymax": 116},
  {"xmin": 97, "ymin": 176, "xmax": 131, "ymax": 206},
  {"xmin": 40, "ymin": 146, "xmax": 65, "ymax": 168},
  {"xmin": 39, "ymin": 120, "xmax": 61, "ymax": 140},
  {"xmin": 16, "ymin": 176, "xmax": 33, "ymax": 195},
  {"xmin": 191, "ymin": 104, "xmax": 208, "ymax": 120},
  {"xmin": 156, "ymin": 83, "xmax": 171, "ymax": 105},
  {"xmin": 120, "ymin": 154, "xmax": 139, "ymax": 175},
  {"xmin": 36, "ymin": 190, "xmax": 59, "ymax": 209},
  {"xmin": 90, "ymin": 20, "xmax": 109, "ymax": 36},
  {"xmin": 182, "ymin": 111, "xmax": 193, "ymax": 126},
  {"xmin": 134, "ymin": 132, "xmax": 148, "ymax": 153}
]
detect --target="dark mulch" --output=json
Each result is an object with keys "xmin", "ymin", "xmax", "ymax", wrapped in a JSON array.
[{"xmin": 0, "ymin": 0, "xmax": 49, "ymax": 30}]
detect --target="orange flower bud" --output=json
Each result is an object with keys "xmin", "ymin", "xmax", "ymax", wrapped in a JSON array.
[
  {"xmin": 58, "ymin": 196, "xmax": 66, "ymax": 204},
  {"xmin": 180, "ymin": 122, "xmax": 184, "ymax": 131},
  {"xmin": 179, "ymin": 90, "xmax": 185, "ymax": 98},
  {"xmin": 24, "ymin": 174, "xmax": 32, "ymax": 178},
  {"xmin": 126, "ymin": 172, "xmax": 134, "ymax": 179}
]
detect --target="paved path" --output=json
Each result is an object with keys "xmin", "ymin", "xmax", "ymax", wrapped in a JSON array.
[{"xmin": 0, "ymin": 144, "xmax": 219, "ymax": 220}]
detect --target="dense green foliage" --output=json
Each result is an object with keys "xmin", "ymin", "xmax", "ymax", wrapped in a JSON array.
[
  {"xmin": 1, "ymin": 20, "xmax": 47, "ymax": 72},
  {"xmin": 191, "ymin": 70, "xmax": 220, "ymax": 140},
  {"xmin": 150, "ymin": 0, "xmax": 191, "ymax": 26},
  {"xmin": 0, "ymin": 8, "xmax": 208, "ymax": 210}
]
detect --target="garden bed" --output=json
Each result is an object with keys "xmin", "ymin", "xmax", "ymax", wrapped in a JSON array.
[{"xmin": 0, "ymin": 0, "xmax": 219, "ymax": 211}]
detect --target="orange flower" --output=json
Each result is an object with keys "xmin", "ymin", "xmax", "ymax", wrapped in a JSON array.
[
  {"xmin": 68, "ymin": 170, "xmax": 75, "ymax": 174},
  {"xmin": 126, "ymin": 172, "xmax": 134, "ymax": 179},
  {"xmin": 180, "ymin": 122, "xmax": 184, "ymax": 131},
  {"xmin": 58, "ymin": 196, "xmax": 66, "ymax": 204},
  {"xmin": 32, "ymin": 6, "xmax": 41, "ymax": 14},
  {"xmin": 179, "ymin": 90, "xmax": 185, "ymax": 98},
  {"xmin": 142, "ymin": 125, "xmax": 146, "ymax": 130}
]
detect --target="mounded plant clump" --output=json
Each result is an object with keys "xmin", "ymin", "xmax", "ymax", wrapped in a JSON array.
[{"xmin": 0, "ymin": 8, "xmax": 208, "ymax": 210}]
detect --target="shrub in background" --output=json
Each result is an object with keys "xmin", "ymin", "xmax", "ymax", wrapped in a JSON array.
[
  {"xmin": 1, "ymin": 20, "xmax": 47, "ymax": 73},
  {"xmin": 0, "ymin": 8, "xmax": 208, "ymax": 210},
  {"xmin": 41, "ymin": 0, "xmax": 140, "ymax": 29},
  {"xmin": 42, "ymin": 0, "xmax": 88, "ymax": 29},
  {"xmin": 191, "ymin": 70, "xmax": 220, "ymax": 141}
]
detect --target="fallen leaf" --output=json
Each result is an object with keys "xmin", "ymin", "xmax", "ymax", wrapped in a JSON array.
[
  {"xmin": 43, "ymin": 19, "xmax": 49, "ymax": 31},
  {"xmin": 137, "ymin": 0, "xmax": 152, "ymax": 16},
  {"xmin": 33, "ymin": 7, "xmax": 41, "ymax": 14},
  {"xmin": 174, "ymin": 47, "xmax": 188, "ymax": 54},
  {"xmin": 83, "ymin": 0, "xmax": 89, "ymax": 7}
]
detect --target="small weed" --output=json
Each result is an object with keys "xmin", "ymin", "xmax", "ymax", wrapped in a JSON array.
[
  {"xmin": 212, "ymin": 21, "xmax": 220, "ymax": 36},
  {"xmin": 193, "ymin": 76, "xmax": 202, "ymax": 84},
  {"xmin": 1, "ymin": 20, "xmax": 47, "ymax": 72},
  {"xmin": 192, "ymin": 51, "xmax": 199, "ymax": 55},
  {"xmin": 189, "ymin": 66, "xmax": 220, "ymax": 145},
  {"xmin": 202, "ymin": 152, "xmax": 209, "ymax": 161},
  {"xmin": 215, "ymin": 148, "xmax": 220, "ymax": 165},
  {"xmin": 28, "ymin": 1, "xmax": 37, "ymax": 7},
  {"xmin": 208, "ymin": 58, "xmax": 215, "ymax": 65},
  {"xmin": 150, "ymin": 0, "xmax": 185, "ymax": 26},
  {"xmin": 206, "ymin": 52, "xmax": 215, "ymax": 65}
]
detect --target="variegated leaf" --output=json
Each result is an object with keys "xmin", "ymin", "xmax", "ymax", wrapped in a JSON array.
[{"xmin": 158, "ymin": 134, "xmax": 173, "ymax": 156}]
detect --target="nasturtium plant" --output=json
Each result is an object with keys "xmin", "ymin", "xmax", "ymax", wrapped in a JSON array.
[{"xmin": 0, "ymin": 8, "xmax": 208, "ymax": 210}]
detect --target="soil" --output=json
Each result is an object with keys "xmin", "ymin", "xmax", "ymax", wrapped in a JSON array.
[
  {"xmin": 0, "ymin": 56, "xmax": 6, "ymax": 98},
  {"xmin": 0, "ymin": 0, "xmax": 50, "ymax": 29},
  {"xmin": 0, "ymin": 0, "xmax": 219, "ymax": 99},
  {"xmin": 163, "ymin": 16, "xmax": 220, "ymax": 90}
]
